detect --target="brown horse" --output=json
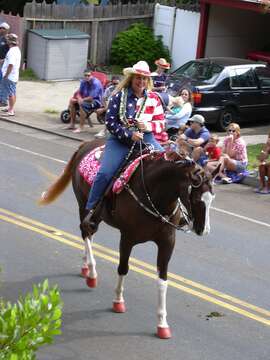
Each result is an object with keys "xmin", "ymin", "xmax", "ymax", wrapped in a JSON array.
[{"xmin": 39, "ymin": 139, "xmax": 216, "ymax": 339}]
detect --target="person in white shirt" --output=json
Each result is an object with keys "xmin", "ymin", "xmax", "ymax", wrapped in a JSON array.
[{"xmin": 1, "ymin": 33, "xmax": 21, "ymax": 116}]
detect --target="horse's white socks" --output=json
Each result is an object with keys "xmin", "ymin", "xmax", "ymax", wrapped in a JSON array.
[
  {"xmin": 85, "ymin": 236, "xmax": 97, "ymax": 278},
  {"xmin": 114, "ymin": 275, "xmax": 125, "ymax": 303},
  {"xmin": 157, "ymin": 278, "xmax": 169, "ymax": 328},
  {"xmin": 201, "ymin": 191, "xmax": 213, "ymax": 235}
]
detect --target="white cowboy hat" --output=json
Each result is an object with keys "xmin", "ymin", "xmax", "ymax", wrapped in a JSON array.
[
  {"xmin": 123, "ymin": 61, "xmax": 151, "ymax": 77},
  {"xmin": 155, "ymin": 58, "xmax": 171, "ymax": 69}
]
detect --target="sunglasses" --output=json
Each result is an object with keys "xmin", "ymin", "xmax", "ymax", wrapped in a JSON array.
[
  {"xmin": 228, "ymin": 129, "xmax": 236, "ymax": 133},
  {"xmin": 84, "ymin": 73, "xmax": 91, "ymax": 77}
]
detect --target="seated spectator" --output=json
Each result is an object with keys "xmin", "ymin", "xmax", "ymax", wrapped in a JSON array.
[
  {"xmin": 165, "ymin": 88, "xmax": 192, "ymax": 139},
  {"xmin": 167, "ymin": 95, "xmax": 184, "ymax": 114},
  {"xmin": 65, "ymin": 69, "xmax": 103, "ymax": 133},
  {"xmin": 95, "ymin": 75, "xmax": 120, "ymax": 139},
  {"xmin": 216, "ymin": 123, "xmax": 248, "ymax": 184},
  {"xmin": 203, "ymin": 134, "xmax": 222, "ymax": 170},
  {"xmin": 177, "ymin": 114, "xmax": 210, "ymax": 164},
  {"xmin": 256, "ymin": 131, "xmax": 270, "ymax": 194}
]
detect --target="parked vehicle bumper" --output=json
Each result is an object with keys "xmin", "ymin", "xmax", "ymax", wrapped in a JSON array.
[{"xmin": 192, "ymin": 106, "xmax": 223, "ymax": 124}]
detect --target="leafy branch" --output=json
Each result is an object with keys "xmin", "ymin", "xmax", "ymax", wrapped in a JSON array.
[{"xmin": 0, "ymin": 279, "xmax": 63, "ymax": 360}]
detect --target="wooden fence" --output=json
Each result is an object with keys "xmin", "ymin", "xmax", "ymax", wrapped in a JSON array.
[{"xmin": 23, "ymin": 0, "xmax": 156, "ymax": 65}]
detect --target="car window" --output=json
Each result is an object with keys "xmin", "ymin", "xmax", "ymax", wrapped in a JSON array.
[
  {"xmin": 255, "ymin": 66, "xmax": 270, "ymax": 88},
  {"xmin": 229, "ymin": 68, "xmax": 257, "ymax": 89},
  {"xmin": 172, "ymin": 61, "xmax": 223, "ymax": 84}
]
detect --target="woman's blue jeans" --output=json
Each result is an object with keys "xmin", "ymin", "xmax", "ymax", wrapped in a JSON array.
[{"xmin": 86, "ymin": 132, "xmax": 164, "ymax": 210}]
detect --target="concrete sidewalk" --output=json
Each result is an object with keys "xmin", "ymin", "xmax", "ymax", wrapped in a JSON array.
[
  {"xmin": 0, "ymin": 80, "xmax": 268, "ymax": 188},
  {"xmin": 0, "ymin": 80, "xmax": 104, "ymax": 142}
]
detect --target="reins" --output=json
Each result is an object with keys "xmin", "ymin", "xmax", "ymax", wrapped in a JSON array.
[{"xmin": 124, "ymin": 139, "xmax": 192, "ymax": 232}]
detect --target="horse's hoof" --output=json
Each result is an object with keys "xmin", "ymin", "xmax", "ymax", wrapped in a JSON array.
[
  {"xmin": 81, "ymin": 266, "xmax": 89, "ymax": 278},
  {"xmin": 157, "ymin": 326, "xmax": 172, "ymax": 339},
  {"xmin": 112, "ymin": 301, "xmax": 126, "ymax": 313},
  {"xmin": 86, "ymin": 276, "xmax": 97, "ymax": 288}
]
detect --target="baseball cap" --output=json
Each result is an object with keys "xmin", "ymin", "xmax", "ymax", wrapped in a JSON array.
[
  {"xmin": 189, "ymin": 114, "xmax": 205, "ymax": 125},
  {"xmin": 0, "ymin": 22, "xmax": 10, "ymax": 30}
]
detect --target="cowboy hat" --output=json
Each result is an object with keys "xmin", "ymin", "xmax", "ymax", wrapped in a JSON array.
[
  {"xmin": 123, "ymin": 61, "xmax": 151, "ymax": 77},
  {"xmin": 155, "ymin": 58, "xmax": 171, "ymax": 69}
]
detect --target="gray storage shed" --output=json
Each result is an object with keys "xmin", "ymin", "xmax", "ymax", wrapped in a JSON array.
[{"xmin": 27, "ymin": 29, "xmax": 90, "ymax": 80}]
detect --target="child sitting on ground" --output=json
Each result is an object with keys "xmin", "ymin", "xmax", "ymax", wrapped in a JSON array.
[
  {"xmin": 203, "ymin": 134, "xmax": 222, "ymax": 169},
  {"xmin": 256, "ymin": 131, "xmax": 270, "ymax": 194}
]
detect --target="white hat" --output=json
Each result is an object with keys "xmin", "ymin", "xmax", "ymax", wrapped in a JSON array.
[
  {"xmin": 189, "ymin": 114, "xmax": 205, "ymax": 125},
  {"xmin": 123, "ymin": 61, "xmax": 151, "ymax": 77},
  {"xmin": 6, "ymin": 33, "xmax": 18, "ymax": 45},
  {"xmin": 0, "ymin": 22, "xmax": 10, "ymax": 30}
]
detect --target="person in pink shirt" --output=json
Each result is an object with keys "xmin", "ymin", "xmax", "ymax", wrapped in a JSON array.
[{"xmin": 217, "ymin": 123, "xmax": 248, "ymax": 184}]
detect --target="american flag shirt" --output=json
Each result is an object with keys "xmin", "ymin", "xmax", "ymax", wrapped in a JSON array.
[{"xmin": 105, "ymin": 87, "xmax": 165, "ymax": 146}]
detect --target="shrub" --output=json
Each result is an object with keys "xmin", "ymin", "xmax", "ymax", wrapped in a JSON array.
[
  {"xmin": 0, "ymin": 279, "xmax": 62, "ymax": 360},
  {"xmin": 110, "ymin": 23, "xmax": 171, "ymax": 69}
]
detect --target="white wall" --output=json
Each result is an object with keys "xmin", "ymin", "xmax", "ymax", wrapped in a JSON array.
[
  {"xmin": 205, "ymin": 5, "xmax": 270, "ymax": 58},
  {"xmin": 154, "ymin": 4, "xmax": 200, "ymax": 70},
  {"xmin": 154, "ymin": 4, "xmax": 175, "ymax": 51},
  {"xmin": 171, "ymin": 9, "xmax": 200, "ymax": 70}
]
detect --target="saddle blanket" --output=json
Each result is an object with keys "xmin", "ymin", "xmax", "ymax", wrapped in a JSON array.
[{"xmin": 78, "ymin": 145, "xmax": 150, "ymax": 194}]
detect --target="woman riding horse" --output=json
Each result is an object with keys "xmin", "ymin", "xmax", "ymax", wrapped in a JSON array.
[{"xmin": 83, "ymin": 61, "xmax": 165, "ymax": 234}]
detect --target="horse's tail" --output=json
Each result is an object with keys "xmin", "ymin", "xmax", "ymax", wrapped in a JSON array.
[{"xmin": 39, "ymin": 147, "xmax": 80, "ymax": 205}]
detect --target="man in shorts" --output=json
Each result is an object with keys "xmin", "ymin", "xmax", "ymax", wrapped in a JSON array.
[
  {"xmin": 69, "ymin": 69, "xmax": 103, "ymax": 133},
  {"xmin": 1, "ymin": 33, "xmax": 21, "ymax": 117},
  {"xmin": 178, "ymin": 114, "xmax": 210, "ymax": 164}
]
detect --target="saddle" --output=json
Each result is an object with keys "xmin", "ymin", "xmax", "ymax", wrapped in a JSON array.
[{"xmin": 78, "ymin": 145, "xmax": 157, "ymax": 194}]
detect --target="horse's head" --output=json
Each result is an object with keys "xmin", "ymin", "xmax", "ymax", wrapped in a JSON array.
[
  {"xmin": 166, "ymin": 149, "xmax": 217, "ymax": 236},
  {"xmin": 188, "ymin": 165, "xmax": 218, "ymax": 236}
]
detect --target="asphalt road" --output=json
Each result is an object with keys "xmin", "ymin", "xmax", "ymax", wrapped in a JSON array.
[{"xmin": 0, "ymin": 121, "xmax": 270, "ymax": 360}]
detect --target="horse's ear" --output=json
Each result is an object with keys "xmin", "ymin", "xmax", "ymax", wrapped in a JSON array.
[{"xmin": 211, "ymin": 163, "xmax": 221, "ymax": 179}]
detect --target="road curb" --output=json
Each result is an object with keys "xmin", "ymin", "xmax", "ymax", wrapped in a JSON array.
[{"xmin": 0, "ymin": 116, "xmax": 85, "ymax": 142}]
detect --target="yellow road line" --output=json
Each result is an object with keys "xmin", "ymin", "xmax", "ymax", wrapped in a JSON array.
[{"xmin": 0, "ymin": 209, "xmax": 270, "ymax": 326}]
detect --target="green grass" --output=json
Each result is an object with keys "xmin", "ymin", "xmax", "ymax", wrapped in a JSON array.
[
  {"xmin": 44, "ymin": 108, "xmax": 59, "ymax": 115},
  {"xmin": 247, "ymin": 143, "xmax": 264, "ymax": 170},
  {"xmin": 19, "ymin": 68, "xmax": 39, "ymax": 81}
]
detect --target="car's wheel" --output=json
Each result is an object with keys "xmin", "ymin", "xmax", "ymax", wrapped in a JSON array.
[
  {"xmin": 216, "ymin": 107, "xmax": 236, "ymax": 131},
  {"xmin": 60, "ymin": 109, "xmax": 71, "ymax": 123}
]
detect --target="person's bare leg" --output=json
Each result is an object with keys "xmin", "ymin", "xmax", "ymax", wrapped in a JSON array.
[
  {"xmin": 78, "ymin": 107, "xmax": 87, "ymax": 130},
  {"xmin": 68, "ymin": 99, "xmax": 77, "ymax": 129},
  {"xmin": 258, "ymin": 163, "xmax": 266, "ymax": 190},
  {"xmin": 8, "ymin": 94, "xmax": 16, "ymax": 113}
]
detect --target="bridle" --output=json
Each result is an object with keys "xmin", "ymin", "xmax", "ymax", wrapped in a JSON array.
[{"xmin": 123, "ymin": 140, "xmax": 199, "ymax": 231}]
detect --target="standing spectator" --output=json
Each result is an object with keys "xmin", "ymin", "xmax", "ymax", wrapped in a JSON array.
[
  {"xmin": 178, "ymin": 114, "xmax": 210, "ymax": 163},
  {"xmin": 152, "ymin": 58, "xmax": 170, "ymax": 93},
  {"xmin": 0, "ymin": 22, "xmax": 10, "ymax": 106},
  {"xmin": 65, "ymin": 69, "xmax": 103, "ymax": 133},
  {"xmin": 1, "ymin": 33, "xmax": 21, "ymax": 117},
  {"xmin": 217, "ymin": 123, "xmax": 248, "ymax": 184},
  {"xmin": 256, "ymin": 131, "xmax": 270, "ymax": 194},
  {"xmin": 165, "ymin": 88, "xmax": 193, "ymax": 138}
]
